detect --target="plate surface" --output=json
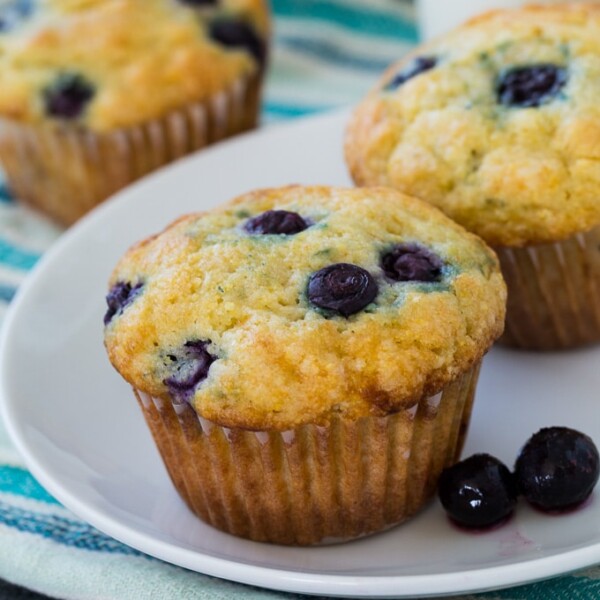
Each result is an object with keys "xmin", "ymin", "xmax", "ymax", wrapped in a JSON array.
[{"xmin": 1, "ymin": 110, "xmax": 600, "ymax": 599}]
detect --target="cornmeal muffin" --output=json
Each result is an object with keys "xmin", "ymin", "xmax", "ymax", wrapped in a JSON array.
[
  {"xmin": 0, "ymin": 0, "xmax": 269, "ymax": 224},
  {"xmin": 104, "ymin": 185, "xmax": 505, "ymax": 545},
  {"xmin": 346, "ymin": 4, "xmax": 600, "ymax": 350}
]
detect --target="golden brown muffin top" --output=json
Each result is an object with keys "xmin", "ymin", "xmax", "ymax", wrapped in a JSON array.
[
  {"xmin": 346, "ymin": 4, "xmax": 600, "ymax": 247},
  {"xmin": 0, "ymin": 0, "xmax": 269, "ymax": 131},
  {"xmin": 104, "ymin": 186, "xmax": 505, "ymax": 431}
]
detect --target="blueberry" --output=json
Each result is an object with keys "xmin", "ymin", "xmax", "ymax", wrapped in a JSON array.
[
  {"xmin": 438, "ymin": 454, "xmax": 518, "ymax": 529},
  {"xmin": 515, "ymin": 427, "xmax": 600, "ymax": 511},
  {"xmin": 308, "ymin": 263, "xmax": 378, "ymax": 317},
  {"xmin": 497, "ymin": 65, "xmax": 567, "ymax": 108},
  {"xmin": 104, "ymin": 281, "xmax": 143, "ymax": 325},
  {"xmin": 164, "ymin": 340, "xmax": 216, "ymax": 403},
  {"xmin": 381, "ymin": 243, "xmax": 443, "ymax": 283},
  {"xmin": 0, "ymin": 0, "xmax": 34, "ymax": 34},
  {"xmin": 244, "ymin": 210, "xmax": 308, "ymax": 235},
  {"xmin": 386, "ymin": 56, "xmax": 437, "ymax": 90},
  {"xmin": 44, "ymin": 73, "xmax": 95, "ymax": 120},
  {"xmin": 209, "ymin": 20, "xmax": 266, "ymax": 67}
]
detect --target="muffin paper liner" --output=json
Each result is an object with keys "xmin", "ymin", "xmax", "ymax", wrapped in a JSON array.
[
  {"xmin": 496, "ymin": 224, "xmax": 600, "ymax": 350},
  {"xmin": 0, "ymin": 73, "xmax": 262, "ymax": 226},
  {"xmin": 134, "ymin": 362, "xmax": 481, "ymax": 546}
]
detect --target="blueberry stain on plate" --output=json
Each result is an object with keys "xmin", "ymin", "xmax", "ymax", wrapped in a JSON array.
[
  {"xmin": 386, "ymin": 56, "xmax": 437, "ymax": 90},
  {"xmin": 104, "ymin": 281, "xmax": 143, "ymax": 325},
  {"xmin": 244, "ymin": 210, "xmax": 308, "ymax": 235},
  {"xmin": 497, "ymin": 65, "xmax": 567, "ymax": 108},
  {"xmin": 44, "ymin": 73, "xmax": 95, "ymax": 120},
  {"xmin": 308, "ymin": 263, "xmax": 378, "ymax": 317},
  {"xmin": 381, "ymin": 243, "xmax": 443, "ymax": 283}
]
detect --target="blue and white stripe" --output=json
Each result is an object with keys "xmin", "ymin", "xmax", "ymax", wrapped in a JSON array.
[{"xmin": 264, "ymin": 0, "xmax": 416, "ymax": 121}]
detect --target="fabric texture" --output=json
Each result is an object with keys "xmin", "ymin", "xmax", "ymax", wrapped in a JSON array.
[{"xmin": 0, "ymin": 1, "xmax": 598, "ymax": 598}]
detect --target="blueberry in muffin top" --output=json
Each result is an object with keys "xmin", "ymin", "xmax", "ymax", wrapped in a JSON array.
[
  {"xmin": 44, "ymin": 73, "xmax": 95, "ymax": 120},
  {"xmin": 244, "ymin": 210, "xmax": 308, "ymax": 235},
  {"xmin": 386, "ymin": 56, "xmax": 438, "ymax": 90},
  {"xmin": 346, "ymin": 5, "xmax": 600, "ymax": 247},
  {"xmin": 497, "ymin": 65, "xmax": 567, "ymax": 108},
  {"xmin": 0, "ymin": 0, "xmax": 269, "ymax": 130},
  {"xmin": 104, "ymin": 186, "xmax": 505, "ymax": 430}
]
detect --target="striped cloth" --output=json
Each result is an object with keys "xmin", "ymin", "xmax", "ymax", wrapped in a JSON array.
[{"xmin": 0, "ymin": 1, "xmax": 599, "ymax": 599}]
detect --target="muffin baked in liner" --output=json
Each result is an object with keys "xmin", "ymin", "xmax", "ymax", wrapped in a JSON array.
[
  {"xmin": 497, "ymin": 224, "xmax": 600, "ymax": 350},
  {"xmin": 104, "ymin": 186, "xmax": 506, "ymax": 545},
  {"xmin": 0, "ymin": 74, "xmax": 261, "ymax": 226},
  {"xmin": 135, "ymin": 364, "xmax": 480, "ymax": 546},
  {"xmin": 0, "ymin": 0, "xmax": 268, "ymax": 225},
  {"xmin": 345, "ymin": 4, "xmax": 600, "ymax": 350}
]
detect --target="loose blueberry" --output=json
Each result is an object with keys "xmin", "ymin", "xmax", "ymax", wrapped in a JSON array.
[
  {"xmin": 438, "ymin": 454, "xmax": 518, "ymax": 529},
  {"xmin": 104, "ymin": 281, "xmax": 143, "ymax": 325},
  {"xmin": 381, "ymin": 243, "xmax": 443, "ymax": 283},
  {"xmin": 497, "ymin": 65, "xmax": 567, "ymax": 108},
  {"xmin": 515, "ymin": 427, "xmax": 600, "ymax": 511},
  {"xmin": 386, "ymin": 56, "xmax": 437, "ymax": 90},
  {"xmin": 164, "ymin": 340, "xmax": 216, "ymax": 403},
  {"xmin": 308, "ymin": 263, "xmax": 378, "ymax": 317},
  {"xmin": 44, "ymin": 73, "xmax": 95, "ymax": 120},
  {"xmin": 244, "ymin": 210, "xmax": 307, "ymax": 235},
  {"xmin": 209, "ymin": 20, "xmax": 266, "ymax": 67},
  {"xmin": 0, "ymin": 0, "xmax": 34, "ymax": 33}
]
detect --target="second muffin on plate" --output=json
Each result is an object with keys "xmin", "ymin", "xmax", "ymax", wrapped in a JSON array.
[
  {"xmin": 104, "ymin": 185, "xmax": 505, "ymax": 545},
  {"xmin": 0, "ymin": 0, "xmax": 269, "ymax": 225},
  {"xmin": 346, "ymin": 3, "xmax": 600, "ymax": 350}
]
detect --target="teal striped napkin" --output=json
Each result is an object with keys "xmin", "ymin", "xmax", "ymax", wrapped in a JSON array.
[{"xmin": 0, "ymin": 1, "xmax": 599, "ymax": 598}]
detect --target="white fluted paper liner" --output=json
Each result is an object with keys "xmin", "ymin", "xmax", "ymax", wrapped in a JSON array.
[
  {"xmin": 496, "ymin": 223, "xmax": 600, "ymax": 350},
  {"xmin": 0, "ymin": 73, "xmax": 261, "ymax": 226},
  {"xmin": 133, "ymin": 362, "xmax": 481, "ymax": 546}
]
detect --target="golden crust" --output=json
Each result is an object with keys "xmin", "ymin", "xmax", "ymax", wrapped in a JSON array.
[
  {"xmin": 0, "ymin": 0, "xmax": 269, "ymax": 130},
  {"xmin": 346, "ymin": 3, "xmax": 600, "ymax": 247},
  {"xmin": 104, "ymin": 186, "xmax": 506, "ymax": 430}
]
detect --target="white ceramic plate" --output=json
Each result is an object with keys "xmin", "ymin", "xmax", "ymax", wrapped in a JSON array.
[{"xmin": 1, "ymin": 110, "xmax": 600, "ymax": 599}]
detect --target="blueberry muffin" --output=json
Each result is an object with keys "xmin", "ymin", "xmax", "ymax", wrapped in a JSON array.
[
  {"xmin": 103, "ymin": 185, "xmax": 505, "ymax": 545},
  {"xmin": 346, "ymin": 4, "xmax": 600, "ymax": 350},
  {"xmin": 0, "ymin": 0, "xmax": 269, "ymax": 225}
]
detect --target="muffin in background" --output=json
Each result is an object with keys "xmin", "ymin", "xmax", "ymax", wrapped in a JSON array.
[
  {"xmin": 103, "ymin": 185, "xmax": 506, "ymax": 545},
  {"xmin": 0, "ymin": 0, "xmax": 269, "ymax": 225},
  {"xmin": 346, "ymin": 3, "xmax": 600, "ymax": 350}
]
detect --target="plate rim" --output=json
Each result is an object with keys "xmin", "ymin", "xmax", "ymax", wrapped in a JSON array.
[{"xmin": 1, "ymin": 109, "xmax": 600, "ymax": 598}]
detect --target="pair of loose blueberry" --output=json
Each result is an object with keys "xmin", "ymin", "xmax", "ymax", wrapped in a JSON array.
[
  {"xmin": 388, "ymin": 55, "xmax": 567, "ymax": 108},
  {"xmin": 438, "ymin": 427, "xmax": 600, "ymax": 529},
  {"xmin": 243, "ymin": 209, "xmax": 444, "ymax": 317}
]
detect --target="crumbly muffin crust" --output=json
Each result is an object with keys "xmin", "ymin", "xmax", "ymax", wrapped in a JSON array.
[
  {"xmin": 104, "ymin": 186, "xmax": 505, "ymax": 430},
  {"xmin": 346, "ymin": 4, "xmax": 600, "ymax": 247},
  {"xmin": 0, "ymin": 0, "xmax": 269, "ymax": 130}
]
